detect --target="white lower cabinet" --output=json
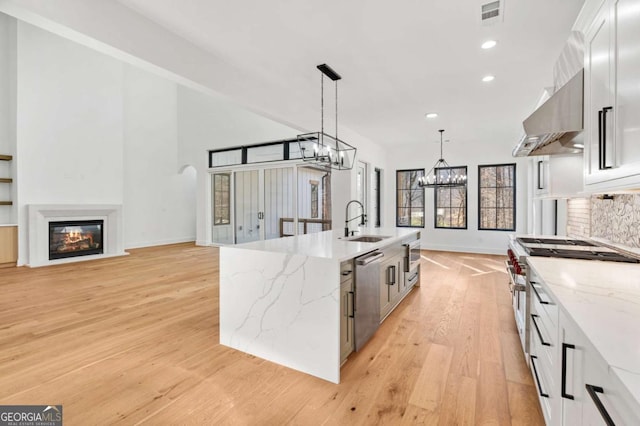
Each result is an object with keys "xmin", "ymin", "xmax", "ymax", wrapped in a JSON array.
[
  {"xmin": 559, "ymin": 309, "xmax": 585, "ymax": 425},
  {"xmin": 528, "ymin": 265, "xmax": 640, "ymax": 425},
  {"xmin": 528, "ymin": 273, "xmax": 561, "ymax": 425},
  {"xmin": 561, "ymin": 308, "xmax": 640, "ymax": 426}
]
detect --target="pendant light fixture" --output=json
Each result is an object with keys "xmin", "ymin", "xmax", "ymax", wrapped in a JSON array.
[
  {"xmin": 418, "ymin": 129, "xmax": 467, "ymax": 188},
  {"xmin": 297, "ymin": 64, "xmax": 357, "ymax": 170}
]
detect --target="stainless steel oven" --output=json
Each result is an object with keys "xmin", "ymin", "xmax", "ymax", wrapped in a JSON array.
[
  {"xmin": 507, "ymin": 238, "xmax": 530, "ymax": 357},
  {"xmin": 506, "ymin": 248, "xmax": 528, "ymax": 354},
  {"xmin": 404, "ymin": 240, "xmax": 420, "ymax": 272}
]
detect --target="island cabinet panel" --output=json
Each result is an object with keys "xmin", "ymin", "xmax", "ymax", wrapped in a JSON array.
[
  {"xmin": 339, "ymin": 260, "xmax": 354, "ymax": 363},
  {"xmin": 219, "ymin": 247, "xmax": 341, "ymax": 383},
  {"xmin": 379, "ymin": 246, "xmax": 404, "ymax": 321}
]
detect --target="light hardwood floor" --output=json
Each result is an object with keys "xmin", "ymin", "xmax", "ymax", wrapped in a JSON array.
[{"xmin": 0, "ymin": 243, "xmax": 543, "ymax": 425}]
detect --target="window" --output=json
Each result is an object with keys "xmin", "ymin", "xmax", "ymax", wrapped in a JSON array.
[
  {"xmin": 478, "ymin": 163, "xmax": 516, "ymax": 231},
  {"xmin": 374, "ymin": 168, "xmax": 381, "ymax": 227},
  {"xmin": 435, "ymin": 166, "xmax": 467, "ymax": 229},
  {"xmin": 310, "ymin": 181, "xmax": 319, "ymax": 218},
  {"xmin": 396, "ymin": 169, "xmax": 425, "ymax": 227},
  {"xmin": 213, "ymin": 173, "xmax": 231, "ymax": 225}
]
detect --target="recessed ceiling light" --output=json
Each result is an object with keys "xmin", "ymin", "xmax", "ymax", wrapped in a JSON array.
[
  {"xmin": 528, "ymin": 136, "xmax": 540, "ymax": 142},
  {"xmin": 573, "ymin": 143, "xmax": 584, "ymax": 148},
  {"xmin": 425, "ymin": 113, "xmax": 438, "ymax": 119},
  {"xmin": 482, "ymin": 75, "xmax": 495, "ymax": 82},
  {"xmin": 481, "ymin": 40, "xmax": 497, "ymax": 49}
]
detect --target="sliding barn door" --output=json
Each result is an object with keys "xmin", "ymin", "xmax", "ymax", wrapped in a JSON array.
[
  {"xmin": 234, "ymin": 170, "xmax": 261, "ymax": 244},
  {"xmin": 263, "ymin": 167, "xmax": 295, "ymax": 239}
]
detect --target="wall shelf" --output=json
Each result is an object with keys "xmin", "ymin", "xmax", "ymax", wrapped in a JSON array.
[{"xmin": 0, "ymin": 154, "xmax": 14, "ymax": 207}]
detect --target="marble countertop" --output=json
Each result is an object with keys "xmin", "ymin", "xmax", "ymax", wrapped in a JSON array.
[
  {"xmin": 229, "ymin": 227, "xmax": 419, "ymax": 261},
  {"xmin": 527, "ymin": 257, "xmax": 640, "ymax": 407},
  {"xmin": 0, "ymin": 224, "xmax": 17, "ymax": 227}
]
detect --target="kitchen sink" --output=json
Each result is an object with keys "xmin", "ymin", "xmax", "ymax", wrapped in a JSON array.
[{"xmin": 347, "ymin": 235, "xmax": 391, "ymax": 243}]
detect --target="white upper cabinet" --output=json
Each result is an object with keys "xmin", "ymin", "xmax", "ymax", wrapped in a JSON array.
[
  {"xmin": 532, "ymin": 154, "xmax": 584, "ymax": 198},
  {"xmin": 584, "ymin": 0, "xmax": 640, "ymax": 191}
]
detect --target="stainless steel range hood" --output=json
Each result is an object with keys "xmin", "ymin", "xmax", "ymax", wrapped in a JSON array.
[{"xmin": 512, "ymin": 69, "xmax": 584, "ymax": 157}]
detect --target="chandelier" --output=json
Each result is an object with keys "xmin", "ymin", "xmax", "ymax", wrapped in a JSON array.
[
  {"xmin": 418, "ymin": 129, "xmax": 467, "ymax": 188},
  {"xmin": 297, "ymin": 64, "xmax": 357, "ymax": 170}
]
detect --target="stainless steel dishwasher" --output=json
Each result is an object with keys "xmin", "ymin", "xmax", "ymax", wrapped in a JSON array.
[{"xmin": 354, "ymin": 250, "xmax": 384, "ymax": 351}]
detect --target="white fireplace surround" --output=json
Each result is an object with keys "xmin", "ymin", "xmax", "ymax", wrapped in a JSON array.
[{"xmin": 28, "ymin": 204, "xmax": 127, "ymax": 267}]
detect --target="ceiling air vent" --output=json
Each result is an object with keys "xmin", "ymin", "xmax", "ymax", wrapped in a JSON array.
[{"xmin": 480, "ymin": 1, "xmax": 504, "ymax": 25}]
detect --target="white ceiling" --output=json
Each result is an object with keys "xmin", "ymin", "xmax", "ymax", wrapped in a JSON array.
[{"xmin": 116, "ymin": 0, "xmax": 585, "ymax": 149}]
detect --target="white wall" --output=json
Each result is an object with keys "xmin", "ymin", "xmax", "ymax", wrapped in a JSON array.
[
  {"xmin": 177, "ymin": 86, "xmax": 300, "ymax": 246},
  {"xmin": 389, "ymin": 136, "xmax": 529, "ymax": 255},
  {"xmin": 123, "ymin": 65, "xmax": 196, "ymax": 248},
  {"xmin": 13, "ymin": 21, "xmax": 197, "ymax": 264},
  {"xmin": 0, "ymin": 13, "xmax": 15, "ymax": 224}
]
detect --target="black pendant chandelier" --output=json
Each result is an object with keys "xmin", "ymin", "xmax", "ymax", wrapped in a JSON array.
[
  {"xmin": 297, "ymin": 64, "xmax": 357, "ymax": 170},
  {"xmin": 418, "ymin": 129, "xmax": 467, "ymax": 188}
]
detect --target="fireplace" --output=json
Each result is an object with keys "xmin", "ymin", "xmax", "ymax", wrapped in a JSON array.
[{"xmin": 49, "ymin": 220, "xmax": 104, "ymax": 260}]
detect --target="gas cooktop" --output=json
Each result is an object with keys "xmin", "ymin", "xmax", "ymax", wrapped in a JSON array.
[
  {"xmin": 516, "ymin": 237, "xmax": 595, "ymax": 246},
  {"xmin": 514, "ymin": 237, "xmax": 640, "ymax": 263},
  {"xmin": 524, "ymin": 246, "xmax": 639, "ymax": 263}
]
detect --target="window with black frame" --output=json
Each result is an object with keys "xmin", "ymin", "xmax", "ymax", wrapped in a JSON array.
[
  {"xmin": 478, "ymin": 163, "xmax": 516, "ymax": 231},
  {"xmin": 396, "ymin": 169, "xmax": 425, "ymax": 227},
  {"xmin": 213, "ymin": 173, "xmax": 231, "ymax": 225},
  {"xmin": 435, "ymin": 166, "xmax": 467, "ymax": 229}
]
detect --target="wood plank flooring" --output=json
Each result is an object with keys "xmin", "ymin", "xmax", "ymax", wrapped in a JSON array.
[{"xmin": 0, "ymin": 243, "xmax": 543, "ymax": 425}]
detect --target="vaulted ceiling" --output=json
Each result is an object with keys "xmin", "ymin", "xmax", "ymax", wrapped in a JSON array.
[{"xmin": 117, "ymin": 0, "xmax": 585, "ymax": 149}]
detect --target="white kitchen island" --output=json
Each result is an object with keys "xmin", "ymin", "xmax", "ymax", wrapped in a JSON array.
[{"xmin": 219, "ymin": 227, "xmax": 419, "ymax": 383}]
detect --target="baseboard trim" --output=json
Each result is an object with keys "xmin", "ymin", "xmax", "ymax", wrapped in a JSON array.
[
  {"xmin": 421, "ymin": 244, "xmax": 505, "ymax": 256},
  {"xmin": 125, "ymin": 237, "xmax": 196, "ymax": 250}
]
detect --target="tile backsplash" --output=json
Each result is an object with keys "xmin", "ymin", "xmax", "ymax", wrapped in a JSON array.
[
  {"xmin": 566, "ymin": 198, "xmax": 590, "ymax": 238},
  {"xmin": 567, "ymin": 194, "xmax": 640, "ymax": 248}
]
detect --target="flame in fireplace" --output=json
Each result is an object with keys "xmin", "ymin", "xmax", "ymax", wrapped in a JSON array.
[{"xmin": 63, "ymin": 227, "xmax": 94, "ymax": 247}]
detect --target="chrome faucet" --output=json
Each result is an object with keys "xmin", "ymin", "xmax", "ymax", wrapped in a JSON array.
[{"xmin": 345, "ymin": 200, "xmax": 367, "ymax": 237}]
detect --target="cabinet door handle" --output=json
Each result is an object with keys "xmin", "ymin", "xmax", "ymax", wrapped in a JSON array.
[
  {"xmin": 531, "ymin": 283, "xmax": 550, "ymax": 305},
  {"xmin": 598, "ymin": 109, "xmax": 604, "ymax": 170},
  {"xmin": 531, "ymin": 314, "xmax": 551, "ymax": 346},
  {"xmin": 537, "ymin": 160, "xmax": 544, "ymax": 190},
  {"xmin": 348, "ymin": 291, "xmax": 355, "ymax": 318},
  {"xmin": 601, "ymin": 106, "xmax": 613, "ymax": 170},
  {"xmin": 530, "ymin": 355, "xmax": 549, "ymax": 398},
  {"xmin": 391, "ymin": 265, "xmax": 396, "ymax": 285},
  {"xmin": 562, "ymin": 343, "xmax": 575, "ymax": 400},
  {"xmin": 586, "ymin": 384, "xmax": 616, "ymax": 426},
  {"xmin": 343, "ymin": 292, "xmax": 347, "ymax": 317}
]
